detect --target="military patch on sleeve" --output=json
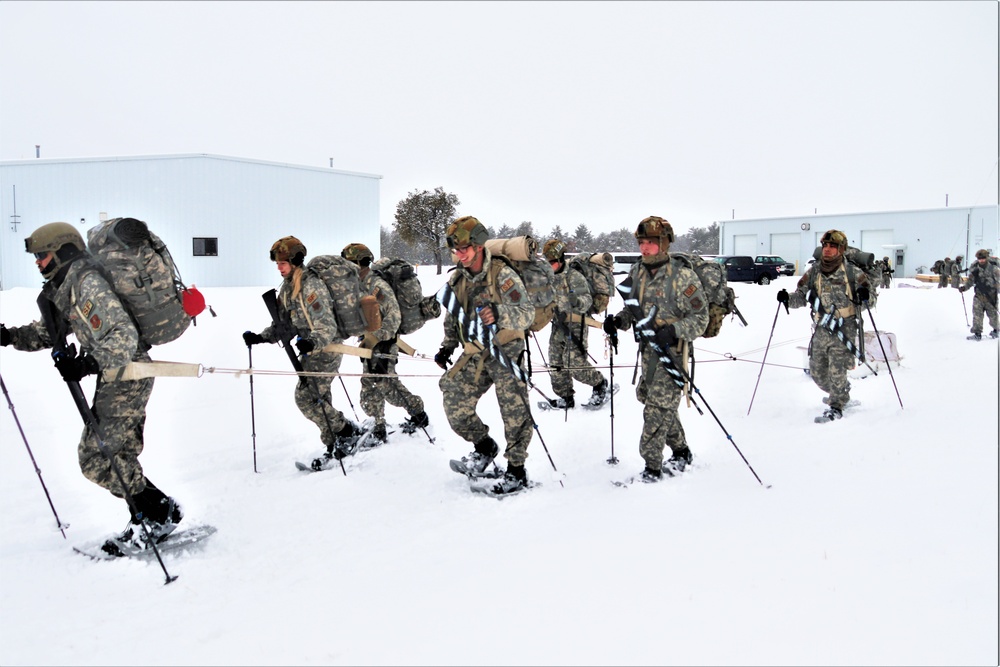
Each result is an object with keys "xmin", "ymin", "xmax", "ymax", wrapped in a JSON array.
[
  {"xmin": 683, "ymin": 284, "xmax": 697, "ymax": 298},
  {"xmin": 509, "ymin": 290, "xmax": 521, "ymax": 303},
  {"xmin": 500, "ymin": 278, "xmax": 515, "ymax": 293},
  {"xmin": 80, "ymin": 300, "xmax": 94, "ymax": 318},
  {"xmin": 690, "ymin": 297, "xmax": 703, "ymax": 310},
  {"xmin": 90, "ymin": 314, "xmax": 102, "ymax": 330},
  {"xmin": 312, "ymin": 301, "xmax": 322, "ymax": 312},
  {"xmin": 306, "ymin": 292, "xmax": 318, "ymax": 305}
]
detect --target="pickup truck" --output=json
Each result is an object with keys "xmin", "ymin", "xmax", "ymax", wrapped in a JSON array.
[
  {"xmin": 714, "ymin": 255, "xmax": 781, "ymax": 285},
  {"xmin": 755, "ymin": 255, "xmax": 796, "ymax": 277}
]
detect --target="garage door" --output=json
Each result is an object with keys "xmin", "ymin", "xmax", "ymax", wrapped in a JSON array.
[
  {"xmin": 769, "ymin": 233, "xmax": 801, "ymax": 273},
  {"xmin": 860, "ymin": 229, "xmax": 893, "ymax": 258},
  {"xmin": 733, "ymin": 234, "xmax": 757, "ymax": 256}
]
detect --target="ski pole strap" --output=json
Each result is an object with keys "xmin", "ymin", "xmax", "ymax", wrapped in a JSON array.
[
  {"xmin": 436, "ymin": 282, "xmax": 532, "ymax": 387},
  {"xmin": 102, "ymin": 361, "xmax": 202, "ymax": 382},
  {"xmin": 320, "ymin": 341, "xmax": 373, "ymax": 359}
]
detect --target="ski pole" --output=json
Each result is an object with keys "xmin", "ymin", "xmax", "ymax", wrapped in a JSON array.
[
  {"xmin": 338, "ymin": 375, "xmax": 360, "ymax": 422},
  {"xmin": 960, "ymin": 289, "xmax": 970, "ymax": 327},
  {"xmin": 1, "ymin": 374, "xmax": 69, "ymax": 539},
  {"xmin": 248, "ymin": 346, "xmax": 258, "ymax": 473},
  {"xmin": 606, "ymin": 330, "xmax": 619, "ymax": 466},
  {"xmin": 747, "ymin": 301, "xmax": 784, "ymax": 415},
  {"xmin": 866, "ymin": 309, "xmax": 904, "ymax": 409}
]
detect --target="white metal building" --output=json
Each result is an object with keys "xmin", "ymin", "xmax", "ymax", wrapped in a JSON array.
[
  {"xmin": 717, "ymin": 205, "xmax": 999, "ymax": 277},
  {"xmin": 0, "ymin": 154, "xmax": 381, "ymax": 290}
]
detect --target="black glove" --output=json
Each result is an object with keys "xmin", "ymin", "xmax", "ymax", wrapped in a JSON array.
[
  {"xmin": 370, "ymin": 339, "xmax": 393, "ymax": 375},
  {"xmin": 295, "ymin": 337, "xmax": 315, "ymax": 355},
  {"xmin": 603, "ymin": 314, "xmax": 621, "ymax": 335},
  {"xmin": 776, "ymin": 289, "xmax": 790, "ymax": 304},
  {"xmin": 959, "ymin": 285, "xmax": 967, "ymax": 293},
  {"xmin": 653, "ymin": 324, "xmax": 677, "ymax": 349},
  {"xmin": 434, "ymin": 346, "xmax": 454, "ymax": 370},
  {"xmin": 53, "ymin": 351, "xmax": 99, "ymax": 383},
  {"xmin": 1, "ymin": 324, "xmax": 10, "ymax": 347},
  {"xmin": 856, "ymin": 286, "xmax": 870, "ymax": 303},
  {"xmin": 243, "ymin": 331, "xmax": 264, "ymax": 346}
]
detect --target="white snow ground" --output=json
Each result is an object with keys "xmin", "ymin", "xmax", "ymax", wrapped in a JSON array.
[{"xmin": 1, "ymin": 268, "xmax": 997, "ymax": 666}]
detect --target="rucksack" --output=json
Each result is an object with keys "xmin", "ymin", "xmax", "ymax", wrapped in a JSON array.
[
  {"xmin": 810, "ymin": 245, "xmax": 879, "ymax": 307},
  {"xmin": 371, "ymin": 257, "xmax": 441, "ymax": 335},
  {"xmin": 305, "ymin": 255, "xmax": 372, "ymax": 337},
  {"xmin": 483, "ymin": 236, "xmax": 556, "ymax": 332},
  {"xmin": 85, "ymin": 217, "xmax": 204, "ymax": 347},
  {"xmin": 670, "ymin": 252, "xmax": 737, "ymax": 338},
  {"xmin": 568, "ymin": 252, "xmax": 616, "ymax": 314}
]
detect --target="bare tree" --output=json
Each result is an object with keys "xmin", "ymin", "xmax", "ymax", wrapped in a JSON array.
[{"xmin": 393, "ymin": 187, "xmax": 460, "ymax": 274}]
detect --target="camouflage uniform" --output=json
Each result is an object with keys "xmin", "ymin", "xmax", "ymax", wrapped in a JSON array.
[
  {"xmin": 613, "ymin": 257, "xmax": 709, "ymax": 471},
  {"xmin": 950, "ymin": 257, "xmax": 963, "ymax": 288},
  {"xmin": 260, "ymin": 268, "xmax": 349, "ymax": 448},
  {"xmin": 7, "ymin": 259, "xmax": 154, "ymax": 498},
  {"xmin": 548, "ymin": 263, "xmax": 604, "ymax": 400},
  {"xmin": 357, "ymin": 267, "xmax": 424, "ymax": 426},
  {"xmin": 439, "ymin": 248, "xmax": 535, "ymax": 467},
  {"xmin": 880, "ymin": 257, "xmax": 893, "ymax": 289},
  {"xmin": 960, "ymin": 257, "xmax": 1000, "ymax": 336},
  {"xmin": 939, "ymin": 258, "xmax": 952, "ymax": 288},
  {"xmin": 788, "ymin": 259, "xmax": 870, "ymax": 411}
]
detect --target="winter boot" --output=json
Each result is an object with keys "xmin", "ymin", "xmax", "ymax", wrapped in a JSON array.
[
  {"xmin": 100, "ymin": 520, "xmax": 151, "ymax": 557},
  {"xmin": 491, "ymin": 464, "xmax": 528, "ymax": 495},
  {"xmin": 546, "ymin": 395, "xmax": 575, "ymax": 410},
  {"xmin": 331, "ymin": 421, "xmax": 363, "ymax": 460},
  {"xmin": 586, "ymin": 379, "xmax": 609, "ymax": 407},
  {"xmin": 369, "ymin": 422, "xmax": 388, "ymax": 446},
  {"xmin": 400, "ymin": 411, "xmax": 430, "ymax": 435},
  {"xmin": 640, "ymin": 466, "xmax": 663, "ymax": 483},
  {"xmin": 991, "ymin": 330, "xmax": 999, "ymax": 339},
  {"xmin": 663, "ymin": 446, "xmax": 693, "ymax": 475},
  {"xmin": 815, "ymin": 406, "xmax": 843, "ymax": 423},
  {"xmin": 458, "ymin": 436, "xmax": 500, "ymax": 474},
  {"xmin": 967, "ymin": 332, "xmax": 983, "ymax": 341}
]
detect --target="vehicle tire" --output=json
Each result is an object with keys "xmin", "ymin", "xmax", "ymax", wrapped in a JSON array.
[{"xmin": 758, "ymin": 274, "xmax": 771, "ymax": 285}]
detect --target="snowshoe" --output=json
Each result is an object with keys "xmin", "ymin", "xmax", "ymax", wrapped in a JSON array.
[
  {"xmin": 400, "ymin": 411, "xmax": 429, "ymax": 435},
  {"xmin": 538, "ymin": 396, "xmax": 574, "ymax": 411},
  {"xmin": 967, "ymin": 333, "xmax": 983, "ymax": 341},
  {"xmin": 814, "ymin": 407, "xmax": 843, "ymax": 423},
  {"xmin": 581, "ymin": 382, "xmax": 620, "ymax": 410},
  {"xmin": 991, "ymin": 330, "xmax": 999, "ymax": 339},
  {"xmin": 449, "ymin": 437, "xmax": 500, "ymax": 478}
]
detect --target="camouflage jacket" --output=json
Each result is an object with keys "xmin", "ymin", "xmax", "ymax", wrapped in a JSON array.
[
  {"xmin": 441, "ymin": 248, "xmax": 534, "ymax": 351},
  {"xmin": 551, "ymin": 263, "xmax": 593, "ymax": 321},
  {"xmin": 359, "ymin": 267, "xmax": 401, "ymax": 344},
  {"xmin": 616, "ymin": 257, "xmax": 709, "ymax": 342},
  {"xmin": 7, "ymin": 257, "xmax": 146, "ymax": 371},
  {"xmin": 789, "ymin": 259, "xmax": 869, "ymax": 337},
  {"xmin": 963, "ymin": 261, "xmax": 1000, "ymax": 300},
  {"xmin": 261, "ymin": 268, "xmax": 342, "ymax": 347}
]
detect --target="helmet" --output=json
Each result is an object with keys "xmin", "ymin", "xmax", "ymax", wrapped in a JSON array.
[
  {"xmin": 543, "ymin": 239, "xmax": 566, "ymax": 262},
  {"xmin": 270, "ymin": 236, "xmax": 307, "ymax": 266},
  {"xmin": 820, "ymin": 229, "xmax": 848, "ymax": 250},
  {"xmin": 341, "ymin": 242, "xmax": 374, "ymax": 265},
  {"xmin": 25, "ymin": 222, "xmax": 87, "ymax": 280},
  {"xmin": 976, "ymin": 249, "xmax": 990, "ymax": 260},
  {"xmin": 445, "ymin": 216, "xmax": 489, "ymax": 249},
  {"xmin": 634, "ymin": 216, "xmax": 674, "ymax": 244},
  {"xmin": 883, "ymin": 256, "xmax": 890, "ymax": 262}
]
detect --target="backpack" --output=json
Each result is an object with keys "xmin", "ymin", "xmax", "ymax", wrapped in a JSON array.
[
  {"xmin": 810, "ymin": 245, "xmax": 879, "ymax": 307},
  {"xmin": 671, "ymin": 252, "xmax": 737, "ymax": 338},
  {"xmin": 305, "ymin": 255, "xmax": 371, "ymax": 337},
  {"xmin": 483, "ymin": 236, "xmax": 556, "ymax": 332},
  {"xmin": 371, "ymin": 257, "xmax": 441, "ymax": 335},
  {"xmin": 568, "ymin": 252, "xmax": 616, "ymax": 314},
  {"xmin": 85, "ymin": 217, "xmax": 203, "ymax": 347}
]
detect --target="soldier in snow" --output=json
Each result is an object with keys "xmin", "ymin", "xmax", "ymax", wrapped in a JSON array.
[
  {"xmin": 341, "ymin": 242, "xmax": 429, "ymax": 443},
  {"xmin": 242, "ymin": 236, "xmax": 364, "ymax": 466},
  {"xmin": 939, "ymin": 257, "xmax": 953, "ymax": 288},
  {"xmin": 434, "ymin": 216, "xmax": 535, "ymax": 495},
  {"xmin": 777, "ymin": 229, "xmax": 872, "ymax": 422},
  {"xmin": 541, "ymin": 238, "xmax": 611, "ymax": 410},
  {"xmin": 1, "ymin": 222, "xmax": 183, "ymax": 557},
  {"xmin": 958, "ymin": 249, "xmax": 1000, "ymax": 341},
  {"xmin": 951, "ymin": 255, "xmax": 964, "ymax": 289},
  {"xmin": 880, "ymin": 256, "xmax": 894, "ymax": 289},
  {"xmin": 602, "ymin": 216, "xmax": 709, "ymax": 482}
]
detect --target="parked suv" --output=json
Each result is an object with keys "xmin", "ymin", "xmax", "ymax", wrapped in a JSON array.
[
  {"xmin": 755, "ymin": 255, "xmax": 796, "ymax": 276},
  {"xmin": 714, "ymin": 255, "xmax": 781, "ymax": 285}
]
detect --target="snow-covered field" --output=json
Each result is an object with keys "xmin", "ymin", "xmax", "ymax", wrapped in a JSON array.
[{"xmin": 1, "ymin": 268, "xmax": 996, "ymax": 666}]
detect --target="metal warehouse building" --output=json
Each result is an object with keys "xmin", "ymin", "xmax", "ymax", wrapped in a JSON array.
[
  {"xmin": 0, "ymin": 154, "xmax": 381, "ymax": 290},
  {"xmin": 717, "ymin": 205, "xmax": 998, "ymax": 278}
]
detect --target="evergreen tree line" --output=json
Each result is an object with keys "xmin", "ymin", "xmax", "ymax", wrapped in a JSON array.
[{"xmin": 382, "ymin": 186, "xmax": 720, "ymax": 273}]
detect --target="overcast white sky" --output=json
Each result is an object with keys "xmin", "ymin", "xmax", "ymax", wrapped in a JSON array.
[{"xmin": 1, "ymin": 1, "xmax": 997, "ymax": 236}]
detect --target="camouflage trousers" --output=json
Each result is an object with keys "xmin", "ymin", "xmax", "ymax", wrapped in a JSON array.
[
  {"xmin": 938, "ymin": 275, "xmax": 949, "ymax": 288},
  {"xmin": 808, "ymin": 328, "xmax": 854, "ymax": 410},
  {"xmin": 548, "ymin": 327, "xmax": 604, "ymax": 399},
  {"xmin": 880, "ymin": 275, "xmax": 891, "ymax": 289},
  {"xmin": 360, "ymin": 351, "xmax": 424, "ymax": 425},
  {"xmin": 79, "ymin": 375, "xmax": 154, "ymax": 497},
  {"xmin": 439, "ymin": 346, "xmax": 533, "ymax": 467},
  {"xmin": 295, "ymin": 350, "xmax": 348, "ymax": 447},
  {"xmin": 971, "ymin": 292, "xmax": 1000, "ymax": 334},
  {"xmin": 635, "ymin": 349, "xmax": 688, "ymax": 470}
]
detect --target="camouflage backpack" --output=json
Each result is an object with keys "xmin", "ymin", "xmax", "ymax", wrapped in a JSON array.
[
  {"xmin": 305, "ymin": 255, "xmax": 371, "ymax": 337},
  {"xmin": 810, "ymin": 245, "xmax": 879, "ymax": 307},
  {"xmin": 371, "ymin": 257, "xmax": 441, "ymax": 335},
  {"xmin": 568, "ymin": 252, "xmax": 616, "ymax": 314},
  {"xmin": 85, "ymin": 217, "xmax": 204, "ymax": 347},
  {"xmin": 671, "ymin": 252, "xmax": 736, "ymax": 338},
  {"xmin": 483, "ymin": 236, "xmax": 556, "ymax": 332}
]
